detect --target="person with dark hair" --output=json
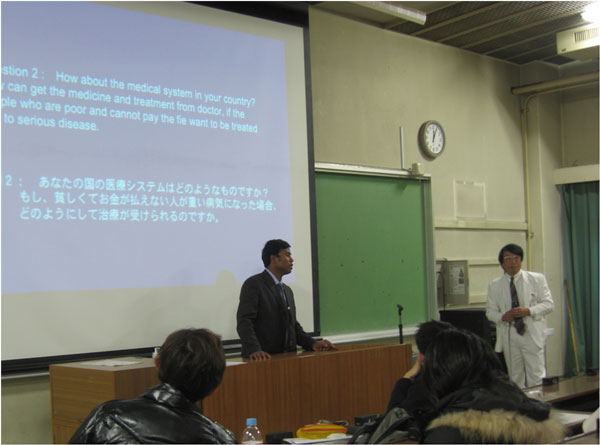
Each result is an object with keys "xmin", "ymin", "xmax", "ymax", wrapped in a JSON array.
[
  {"xmin": 421, "ymin": 328, "xmax": 564, "ymax": 444},
  {"xmin": 486, "ymin": 243, "xmax": 554, "ymax": 387},
  {"xmin": 386, "ymin": 320, "xmax": 452, "ymax": 411},
  {"xmin": 382, "ymin": 320, "xmax": 453, "ymax": 439},
  {"xmin": 69, "ymin": 329, "xmax": 236, "ymax": 444},
  {"xmin": 236, "ymin": 239, "xmax": 336, "ymax": 360}
]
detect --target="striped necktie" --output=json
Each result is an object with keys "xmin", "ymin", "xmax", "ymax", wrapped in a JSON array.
[
  {"xmin": 278, "ymin": 283, "xmax": 294, "ymax": 351},
  {"xmin": 510, "ymin": 277, "xmax": 525, "ymax": 335},
  {"xmin": 278, "ymin": 283, "xmax": 288, "ymax": 307}
]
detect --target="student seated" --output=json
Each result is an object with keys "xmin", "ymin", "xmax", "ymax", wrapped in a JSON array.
[
  {"xmin": 386, "ymin": 320, "xmax": 453, "ymax": 433},
  {"xmin": 69, "ymin": 328, "xmax": 236, "ymax": 444},
  {"xmin": 420, "ymin": 328, "xmax": 565, "ymax": 444}
]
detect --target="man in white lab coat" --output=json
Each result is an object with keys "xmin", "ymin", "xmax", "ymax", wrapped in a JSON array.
[{"xmin": 486, "ymin": 244, "xmax": 554, "ymax": 388}]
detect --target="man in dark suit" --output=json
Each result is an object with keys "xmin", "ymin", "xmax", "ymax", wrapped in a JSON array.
[{"xmin": 236, "ymin": 239, "xmax": 336, "ymax": 360}]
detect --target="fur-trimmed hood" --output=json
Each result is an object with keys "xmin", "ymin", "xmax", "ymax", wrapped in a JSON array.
[
  {"xmin": 424, "ymin": 386, "xmax": 565, "ymax": 443},
  {"xmin": 426, "ymin": 408, "xmax": 565, "ymax": 443}
]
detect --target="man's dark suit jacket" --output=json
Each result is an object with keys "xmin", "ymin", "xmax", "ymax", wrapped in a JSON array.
[{"xmin": 236, "ymin": 270, "xmax": 315, "ymax": 358}]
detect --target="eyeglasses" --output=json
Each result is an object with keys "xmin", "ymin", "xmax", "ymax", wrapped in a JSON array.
[{"xmin": 503, "ymin": 255, "xmax": 520, "ymax": 262}]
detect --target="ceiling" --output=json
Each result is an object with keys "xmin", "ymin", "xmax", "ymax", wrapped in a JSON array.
[{"xmin": 313, "ymin": 1, "xmax": 599, "ymax": 66}]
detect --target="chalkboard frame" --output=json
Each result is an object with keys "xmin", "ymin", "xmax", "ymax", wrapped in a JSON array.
[{"xmin": 314, "ymin": 162, "xmax": 437, "ymax": 335}]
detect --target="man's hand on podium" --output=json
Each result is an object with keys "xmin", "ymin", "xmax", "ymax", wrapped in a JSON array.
[
  {"xmin": 313, "ymin": 339, "xmax": 338, "ymax": 351},
  {"xmin": 249, "ymin": 350, "xmax": 272, "ymax": 360}
]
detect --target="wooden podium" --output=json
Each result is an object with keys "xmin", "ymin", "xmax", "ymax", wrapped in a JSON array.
[
  {"xmin": 204, "ymin": 344, "xmax": 412, "ymax": 439},
  {"xmin": 49, "ymin": 344, "xmax": 411, "ymax": 443}
]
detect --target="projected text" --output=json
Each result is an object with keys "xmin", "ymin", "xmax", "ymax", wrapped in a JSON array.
[
  {"xmin": 4, "ymin": 173, "xmax": 275, "ymax": 223},
  {"xmin": 2, "ymin": 66, "xmax": 260, "ymax": 133}
]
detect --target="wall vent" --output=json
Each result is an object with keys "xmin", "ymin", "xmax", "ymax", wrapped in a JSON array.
[
  {"xmin": 556, "ymin": 23, "xmax": 600, "ymax": 60},
  {"xmin": 574, "ymin": 27, "xmax": 598, "ymax": 43}
]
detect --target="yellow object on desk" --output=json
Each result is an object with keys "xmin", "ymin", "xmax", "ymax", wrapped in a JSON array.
[{"xmin": 296, "ymin": 423, "xmax": 347, "ymax": 439}]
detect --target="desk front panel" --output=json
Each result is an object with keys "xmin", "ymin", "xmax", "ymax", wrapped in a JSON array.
[
  {"xmin": 203, "ymin": 344, "xmax": 412, "ymax": 440},
  {"xmin": 49, "ymin": 347, "xmax": 411, "ymax": 443}
]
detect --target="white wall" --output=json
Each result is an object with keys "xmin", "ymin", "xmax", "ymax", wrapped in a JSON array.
[
  {"xmin": 1, "ymin": 376, "xmax": 52, "ymax": 444},
  {"xmin": 308, "ymin": 6, "xmax": 533, "ymax": 319}
]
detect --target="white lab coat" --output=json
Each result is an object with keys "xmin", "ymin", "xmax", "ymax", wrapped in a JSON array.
[
  {"xmin": 486, "ymin": 270, "xmax": 554, "ymax": 352},
  {"xmin": 486, "ymin": 270, "xmax": 554, "ymax": 386}
]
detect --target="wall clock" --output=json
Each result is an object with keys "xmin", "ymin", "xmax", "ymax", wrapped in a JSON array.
[{"xmin": 418, "ymin": 120, "xmax": 445, "ymax": 158}]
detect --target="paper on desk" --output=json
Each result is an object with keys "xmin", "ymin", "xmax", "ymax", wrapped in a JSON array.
[
  {"xmin": 87, "ymin": 359, "xmax": 142, "ymax": 367},
  {"xmin": 555, "ymin": 411, "xmax": 591, "ymax": 425},
  {"xmin": 526, "ymin": 389, "xmax": 544, "ymax": 400}
]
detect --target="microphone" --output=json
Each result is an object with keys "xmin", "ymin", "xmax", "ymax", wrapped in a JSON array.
[{"xmin": 397, "ymin": 304, "xmax": 404, "ymax": 344}]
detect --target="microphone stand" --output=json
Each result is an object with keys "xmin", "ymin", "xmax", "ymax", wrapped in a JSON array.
[{"xmin": 397, "ymin": 304, "xmax": 404, "ymax": 344}]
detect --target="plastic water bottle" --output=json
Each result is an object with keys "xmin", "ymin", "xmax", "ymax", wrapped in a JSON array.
[{"xmin": 241, "ymin": 418, "xmax": 262, "ymax": 444}]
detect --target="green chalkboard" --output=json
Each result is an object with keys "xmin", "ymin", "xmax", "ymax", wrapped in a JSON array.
[{"xmin": 315, "ymin": 171, "xmax": 432, "ymax": 335}]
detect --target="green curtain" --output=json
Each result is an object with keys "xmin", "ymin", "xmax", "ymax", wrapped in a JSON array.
[{"xmin": 560, "ymin": 181, "xmax": 599, "ymax": 376}]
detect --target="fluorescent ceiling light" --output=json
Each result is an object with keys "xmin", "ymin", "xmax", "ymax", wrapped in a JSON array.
[
  {"xmin": 353, "ymin": 1, "xmax": 427, "ymax": 25},
  {"xmin": 582, "ymin": 2, "xmax": 600, "ymax": 24}
]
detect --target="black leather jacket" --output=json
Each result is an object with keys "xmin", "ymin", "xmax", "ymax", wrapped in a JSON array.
[{"xmin": 69, "ymin": 383, "xmax": 236, "ymax": 444}]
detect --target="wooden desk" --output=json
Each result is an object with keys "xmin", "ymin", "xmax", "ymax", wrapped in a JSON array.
[
  {"xmin": 49, "ymin": 344, "xmax": 411, "ymax": 443},
  {"xmin": 50, "ymin": 357, "xmax": 159, "ymax": 444},
  {"xmin": 203, "ymin": 344, "xmax": 412, "ymax": 440},
  {"xmin": 523, "ymin": 375, "xmax": 599, "ymax": 405}
]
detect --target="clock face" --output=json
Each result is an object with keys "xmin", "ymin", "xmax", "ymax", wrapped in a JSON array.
[{"xmin": 419, "ymin": 121, "xmax": 445, "ymax": 158}]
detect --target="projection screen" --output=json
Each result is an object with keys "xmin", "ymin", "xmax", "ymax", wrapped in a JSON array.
[{"xmin": 1, "ymin": 1, "xmax": 317, "ymax": 368}]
